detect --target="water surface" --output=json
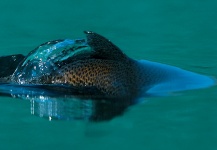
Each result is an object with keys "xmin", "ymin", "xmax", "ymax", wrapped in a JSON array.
[{"xmin": 0, "ymin": 0, "xmax": 217, "ymax": 150}]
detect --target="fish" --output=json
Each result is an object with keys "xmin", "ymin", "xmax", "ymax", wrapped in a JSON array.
[{"xmin": 0, "ymin": 31, "xmax": 215, "ymax": 121}]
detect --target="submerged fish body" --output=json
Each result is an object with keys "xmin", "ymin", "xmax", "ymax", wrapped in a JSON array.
[{"xmin": 0, "ymin": 31, "xmax": 215, "ymax": 99}]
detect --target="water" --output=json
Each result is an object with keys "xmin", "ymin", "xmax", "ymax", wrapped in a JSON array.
[{"xmin": 0, "ymin": 0, "xmax": 217, "ymax": 150}]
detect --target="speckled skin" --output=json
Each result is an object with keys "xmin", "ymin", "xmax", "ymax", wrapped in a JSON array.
[{"xmin": 50, "ymin": 58, "xmax": 139, "ymax": 97}]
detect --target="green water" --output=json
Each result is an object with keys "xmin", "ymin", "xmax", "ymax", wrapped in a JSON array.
[{"xmin": 0, "ymin": 0, "xmax": 217, "ymax": 150}]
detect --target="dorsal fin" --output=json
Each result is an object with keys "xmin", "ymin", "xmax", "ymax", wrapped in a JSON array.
[{"xmin": 84, "ymin": 31, "xmax": 127, "ymax": 61}]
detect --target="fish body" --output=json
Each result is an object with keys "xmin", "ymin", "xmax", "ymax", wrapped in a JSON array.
[{"xmin": 0, "ymin": 31, "xmax": 215, "ymax": 98}]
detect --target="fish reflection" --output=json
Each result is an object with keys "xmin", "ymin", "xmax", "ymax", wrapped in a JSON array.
[
  {"xmin": 30, "ymin": 97, "xmax": 133, "ymax": 121},
  {"xmin": 0, "ymin": 84, "xmax": 134, "ymax": 121}
]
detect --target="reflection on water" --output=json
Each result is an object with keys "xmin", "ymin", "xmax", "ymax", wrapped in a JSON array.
[
  {"xmin": 29, "ymin": 97, "xmax": 132, "ymax": 122},
  {"xmin": 0, "ymin": 84, "xmax": 134, "ymax": 122}
]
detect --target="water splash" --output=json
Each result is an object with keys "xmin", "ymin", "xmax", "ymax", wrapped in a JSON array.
[{"xmin": 11, "ymin": 38, "xmax": 92, "ymax": 84}]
